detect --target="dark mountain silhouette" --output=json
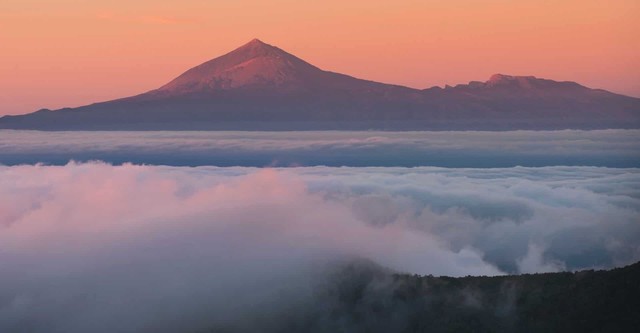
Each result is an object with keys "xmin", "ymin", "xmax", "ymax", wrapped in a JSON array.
[
  {"xmin": 2, "ymin": 39, "xmax": 639, "ymax": 130},
  {"xmin": 209, "ymin": 260, "xmax": 640, "ymax": 332}
]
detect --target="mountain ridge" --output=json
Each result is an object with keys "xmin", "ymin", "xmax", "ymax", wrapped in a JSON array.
[
  {"xmin": 1, "ymin": 38, "xmax": 639, "ymax": 130},
  {"xmin": 208, "ymin": 260, "xmax": 640, "ymax": 332}
]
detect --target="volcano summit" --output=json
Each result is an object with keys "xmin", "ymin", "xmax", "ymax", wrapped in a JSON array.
[{"xmin": 2, "ymin": 39, "xmax": 639, "ymax": 130}]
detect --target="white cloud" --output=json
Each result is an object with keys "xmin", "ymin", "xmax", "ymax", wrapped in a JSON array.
[
  {"xmin": 1, "ymin": 129, "xmax": 638, "ymax": 167},
  {"xmin": 0, "ymin": 162, "xmax": 638, "ymax": 331}
]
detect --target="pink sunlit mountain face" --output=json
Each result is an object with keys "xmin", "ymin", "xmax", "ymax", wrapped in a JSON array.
[
  {"xmin": 156, "ymin": 39, "xmax": 326, "ymax": 94},
  {"xmin": 1, "ymin": 39, "xmax": 639, "ymax": 130},
  {"xmin": 151, "ymin": 39, "xmax": 417, "ymax": 99}
]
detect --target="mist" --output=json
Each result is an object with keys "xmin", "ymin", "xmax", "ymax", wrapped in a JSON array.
[
  {"xmin": 1, "ymin": 129, "xmax": 639, "ymax": 167},
  {"xmin": 0, "ymin": 162, "xmax": 638, "ymax": 332}
]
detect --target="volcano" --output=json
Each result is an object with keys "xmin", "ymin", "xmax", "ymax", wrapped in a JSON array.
[{"xmin": 1, "ymin": 39, "xmax": 639, "ymax": 130}]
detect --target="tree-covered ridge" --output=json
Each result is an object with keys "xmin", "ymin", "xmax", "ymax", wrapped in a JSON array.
[{"xmin": 207, "ymin": 261, "xmax": 640, "ymax": 333}]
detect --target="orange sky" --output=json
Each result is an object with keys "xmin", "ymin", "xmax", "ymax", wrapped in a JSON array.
[{"xmin": 1, "ymin": 0, "xmax": 639, "ymax": 115}]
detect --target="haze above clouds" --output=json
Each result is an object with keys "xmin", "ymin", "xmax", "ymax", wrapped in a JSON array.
[
  {"xmin": 1, "ymin": 130, "xmax": 639, "ymax": 167},
  {"xmin": 1, "ymin": 162, "xmax": 638, "ymax": 332}
]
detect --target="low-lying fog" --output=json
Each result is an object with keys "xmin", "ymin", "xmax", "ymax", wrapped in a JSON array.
[
  {"xmin": 1, "ymin": 162, "xmax": 638, "ymax": 332},
  {"xmin": 1, "ymin": 129, "xmax": 639, "ymax": 167}
]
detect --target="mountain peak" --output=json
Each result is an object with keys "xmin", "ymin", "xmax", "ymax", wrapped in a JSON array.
[
  {"xmin": 483, "ymin": 73, "xmax": 591, "ymax": 92},
  {"xmin": 236, "ymin": 38, "xmax": 278, "ymax": 53},
  {"xmin": 155, "ymin": 39, "xmax": 322, "ymax": 95},
  {"xmin": 245, "ymin": 38, "xmax": 267, "ymax": 46},
  {"xmin": 487, "ymin": 74, "xmax": 537, "ymax": 85},
  {"xmin": 224, "ymin": 38, "xmax": 290, "ymax": 62},
  {"xmin": 3, "ymin": 39, "xmax": 639, "ymax": 131},
  {"xmin": 483, "ymin": 73, "xmax": 551, "ymax": 91},
  {"xmin": 488, "ymin": 73, "xmax": 512, "ymax": 83}
]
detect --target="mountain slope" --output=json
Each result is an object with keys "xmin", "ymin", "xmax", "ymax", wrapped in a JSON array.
[
  {"xmin": 1, "ymin": 39, "xmax": 639, "ymax": 130},
  {"xmin": 208, "ymin": 260, "xmax": 640, "ymax": 332}
]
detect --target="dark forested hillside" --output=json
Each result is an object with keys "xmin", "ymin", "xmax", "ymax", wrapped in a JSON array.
[{"xmin": 206, "ymin": 261, "xmax": 640, "ymax": 333}]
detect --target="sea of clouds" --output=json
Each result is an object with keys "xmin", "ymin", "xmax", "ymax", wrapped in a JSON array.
[
  {"xmin": 1, "ymin": 162, "xmax": 638, "ymax": 332},
  {"xmin": 1, "ymin": 129, "xmax": 639, "ymax": 167}
]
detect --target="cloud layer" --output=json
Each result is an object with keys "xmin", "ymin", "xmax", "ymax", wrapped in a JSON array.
[
  {"xmin": 1, "ymin": 129, "xmax": 639, "ymax": 167},
  {"xmin": 0, "ymin": 163, "xmax": 639, "ymax": 331}
]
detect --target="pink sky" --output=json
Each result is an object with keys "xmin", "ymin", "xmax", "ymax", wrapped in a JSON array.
[{"xmin": 1, "ymin": 0, "xmax": 639, "ymax": 115}]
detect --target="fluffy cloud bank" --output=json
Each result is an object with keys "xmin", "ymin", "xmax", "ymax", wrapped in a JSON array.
[{"xmin": 0, "ymin": 163, "xmax": 638, "ymax": 331}]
